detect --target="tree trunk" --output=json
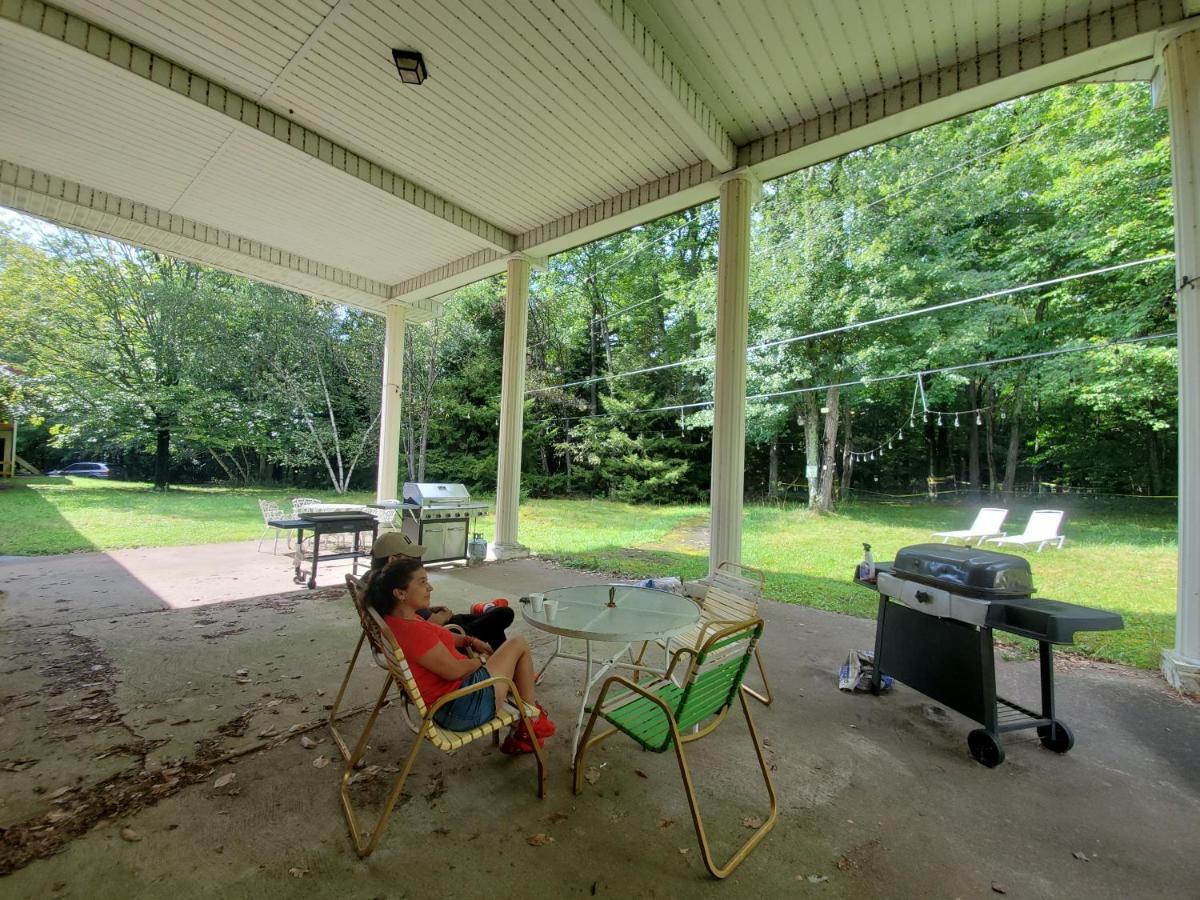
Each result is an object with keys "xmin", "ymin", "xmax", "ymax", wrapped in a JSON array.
[
  {"xmin": 257, "ymin": 452, "xmax": 272, "ymax": 485},
  {"xmin": 804, "ymin": 393, "xmax": 821, "ymax": 509},
  {"xmin": 1147, "ymin": 430, "xmax": 1163, "ymax": 495},
  {"xmin": 767, "ymin": 436, "xmax": 779, "ymax": 500},
  {"xmin": 984, "ymin": 386, "xmax": 997, "ymax": 493},
  {"xmin": 968, "ymin": 383, "xmax": 981, "ymax": 496},
  {"xmin": 1002, "ymin": 392, "xmax": 1022, "ymax": 494},
  {"xmin": 154, "ymin": 417, "xmax": 170, "ymax": 491},
  {"xmin": 839, "ymin": 402, "xmax": 853, "ymax": 497},
  {"xmin": 817, "ymin": 386, "xmax": 840, "ymax": 513}
]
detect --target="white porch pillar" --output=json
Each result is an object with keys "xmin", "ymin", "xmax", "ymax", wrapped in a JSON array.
[
  {"xmin": 1162, "ymin": 29, "xmax": 1200, "ymax": 692},
  {"xmin": 708, "ymin": 169, "xmax": 760, "ymax": 577},
  {"xmin": 492, "ymin": 254, "xmax": 531, "ymax": 559},
  {"xmin": 375, "ymin": 303, "xmax": 406, "ymax": 504}
]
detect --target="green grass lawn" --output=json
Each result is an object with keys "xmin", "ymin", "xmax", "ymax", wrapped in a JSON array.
[{"xmin": 0, "ymin": 478, "xmax": 1177, "ymax": 670}]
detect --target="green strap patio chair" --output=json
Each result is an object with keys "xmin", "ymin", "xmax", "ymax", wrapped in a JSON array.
[
  {"xmin": 573, "ymin": 618, "xmax": 778, "ymax": 879},
  {"xmin": 338, "ymin": 605, "xmax": 546, "ymax": 858}
]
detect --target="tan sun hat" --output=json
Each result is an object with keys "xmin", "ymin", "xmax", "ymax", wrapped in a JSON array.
[{"xmin": 371, "ymin": 531, "xmax": 426, "ymax": 559}]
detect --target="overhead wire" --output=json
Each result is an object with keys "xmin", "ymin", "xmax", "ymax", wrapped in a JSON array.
[
  {"xmin": 536, "ymin": 331, "xmax": 1176, "ymax": 427},
  {"xmin": 524, "ymin": 254, "xmax": 1174, "ymax": 395}
]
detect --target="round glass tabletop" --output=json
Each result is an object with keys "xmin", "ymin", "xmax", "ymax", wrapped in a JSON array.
[{"xmin": 521, "ymin": 584, "xmax": 700, "ymax": 643}]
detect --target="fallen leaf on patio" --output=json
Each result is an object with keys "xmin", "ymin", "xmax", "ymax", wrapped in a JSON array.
[
  {"xmin": 258, "ymin": 725, "xmax": 280, "ymax": 738},
  {"xmin": 316, "ymin": 690, "xmax": 325, "ymax": 697},
  {"xmin": 169, "ymin": 718, "xmax": 191, "ymax": 726},
  {"xmin": 742, "ymin": 816, "xmax": 764, "ymax": 828},
  {"xmin": 543, "ymin": 811, "xmax": 569, "ymax": 825},
  {"xmin": 312, "ymin": 755, "xmax": 331, "ymax": 769},
  {"xmin": 120, "ymin": 827, "xmax": 142, "ymax": 842},
  {"xmin": 583, "ymin": 766, "xmax": 602, "ymax": 785},
  {"xmin": 634, "ymin": 769, "xmax": 648, "ymax": 779},
  {"xmin": 679, "ymin": 848, "xmax": 689, "ymax": 855},
  {"xmin": 235, "ymin": 668, "xmax": 249, "ymax": 676},
  {"xmin": 48, "ymin": 786, "xmax": 74, "ymax": 800},
  {"xmin": 1072, "ymin": 851, "xmax": 1090, "ymax": 862},
  {"xmin": 266, "ymin": 699, "xmax": 282, "ymax": 708},
  {"xmin": 837, "ymin": 856, "xmax": 853, "ymax": 871},
  {"xmin": 526, "ymin": 833, "xmax": 555, "ymax": 847},
  {"xmin": 657, "ymin": 817, "xmax": 674, "ymax": 829},
  {"xmin": 432, "ymin": 826, "xmax": 451, "ymax": 836},
  {"xmin": 0, "ymin": 758, "xmax": 38, "ymax": 772},
  {"xmin": 991, "ymin": 883, "xmax": 1007, "ymax": 895},
  {"xmin": 288, "ymin": 867, "xmax": 309, "ymax": 878},
  {"xmin": 806, "ymin": 874, "xmax": 828, "ymax": 884},
  {"xmin": 300, "ymin": 736, "xmax": 318, "ymax": 749},
  {"xmin": 213, "ymin": 773, "xmax": 237, "ymax": 789}
]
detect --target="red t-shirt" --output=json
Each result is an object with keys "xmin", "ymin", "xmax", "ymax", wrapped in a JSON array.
[{"xmin": 385, "ymin": 614, "xmax": 466, "ymax": 706}]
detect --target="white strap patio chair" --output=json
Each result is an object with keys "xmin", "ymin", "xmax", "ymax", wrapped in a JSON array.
[
  {"xmin": 986, "ymin": 510, "xmax": 1066, "ymax": 552},
  {"xmin": 931, "ymin": 507, "xmax": 1009, "ymax": 547}
]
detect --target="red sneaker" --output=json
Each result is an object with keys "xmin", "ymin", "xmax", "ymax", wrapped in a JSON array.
[
  {"xmin": 531, "ymin": 704, "xmax": 557, "ymax": 739},
  {"xmin": 500, "ymin": 729, "xmax": 537, "ymax": 755}
]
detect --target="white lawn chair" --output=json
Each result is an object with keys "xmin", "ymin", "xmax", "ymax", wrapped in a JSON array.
[
  {"xmin": 931, "ymin": 508, "xmax": 1009, "ymax": 547},
  {"xmin": 257, "ymin": 499, "xmax": 287, "ymax": 554},
  {"xmin": 372, "ymin": 508, "xmax": 400, "ymax": 532},
  {"xmin": 986, "ymin": 510, "xmax": 1066, "ymax": 552}
]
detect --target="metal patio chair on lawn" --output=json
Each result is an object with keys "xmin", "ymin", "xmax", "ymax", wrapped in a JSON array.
[
  {"xmin": 574, "ymin": 618, "xmax": 777, "ymax": 879},
  {"xmin": 336, "ymin": 587, "xmax": 546, "ymax": 858},
  {"xmin": 638, "ymin": 561, "xmax": 773, "ymax": 705},
  {"xmin": 257, "ymin": 499, "xmax": 287, "ymax": 554}
]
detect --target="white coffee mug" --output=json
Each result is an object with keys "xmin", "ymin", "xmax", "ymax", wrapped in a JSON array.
[
  {"xmin": 543, "ymin": 598, "xmax": 558, "ymax": 622},
  {"xmin": 530, "ymin": 592, "xmax": 545, "ymax": 614}
]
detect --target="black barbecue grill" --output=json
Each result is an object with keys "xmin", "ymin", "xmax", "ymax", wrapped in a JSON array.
[{"xmin": 856, "ymin": 543, "xmax": 1123, "ymax": 767}]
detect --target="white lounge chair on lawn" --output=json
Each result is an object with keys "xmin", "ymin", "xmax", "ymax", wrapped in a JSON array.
[
  {"xmin": 986, "ymin": 510, "xmax": 1066, "ymax": 552},
  {"xmin": 931, "ymin": 508, "xmax": 1008, "ymax": 547}
]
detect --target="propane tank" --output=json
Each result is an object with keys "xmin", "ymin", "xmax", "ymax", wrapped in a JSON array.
[{"xmin": 467, "ymin": 532, "xmax": 488, "ymax": 565}]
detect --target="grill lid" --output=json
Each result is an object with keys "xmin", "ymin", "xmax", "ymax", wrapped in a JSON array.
[
  {"xmin": 402, "ymin": 482, "xmax": 471, "ymax": 506},
  {"xmin": 891, "ymin": 543, "xmax": 1034, "ymax": 599}
]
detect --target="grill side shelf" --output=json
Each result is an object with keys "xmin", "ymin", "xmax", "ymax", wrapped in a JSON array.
[{"xmin": 985, "ymin": 597, "xmax": 1124, "ymax": 644}]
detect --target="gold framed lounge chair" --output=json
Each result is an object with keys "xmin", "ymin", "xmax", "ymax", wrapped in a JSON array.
[
  {"xmin": 329, "ymin": 574, "xmax": 470, "ymax": 754},
  {"xmin": 338, "ymin": 604, "xmax": 546, "ymax": 858},
  {"xmin": 637, "ymin": 561, "xmax": 773, "ymax": 705},
  {"xmin": 574, "ymin": 618, "xmax": 777, "ymax": 879}
]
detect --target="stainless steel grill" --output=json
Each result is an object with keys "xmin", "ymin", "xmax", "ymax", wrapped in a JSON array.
[{"xmin": 399, "ymin": 482, "xmax": 488, "ymax": 563}]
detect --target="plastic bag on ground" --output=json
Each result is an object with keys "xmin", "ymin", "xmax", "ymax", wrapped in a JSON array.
[{"xmin": 839, "ymin": 649, "xmax": 893, "ymax": 692}]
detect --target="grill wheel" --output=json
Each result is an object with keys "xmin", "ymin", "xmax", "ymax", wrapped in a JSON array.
[{"xmin": 967, "ymin": 729, "xmax": 1006, "ymax": 768}]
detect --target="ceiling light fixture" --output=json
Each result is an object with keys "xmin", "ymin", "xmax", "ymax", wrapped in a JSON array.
[{"xmin": 392, "ymin": 49, "xmax": 428, "ymax": 85}]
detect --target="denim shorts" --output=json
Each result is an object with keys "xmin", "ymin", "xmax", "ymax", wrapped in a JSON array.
[{"xmin": 433, "ymin": 666, "xmax": 496, "ymax": 731}]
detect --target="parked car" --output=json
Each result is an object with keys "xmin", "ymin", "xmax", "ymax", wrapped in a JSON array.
[{"xmin": 46, "ymin": 462, "xmax": 112, "ymax": 478}]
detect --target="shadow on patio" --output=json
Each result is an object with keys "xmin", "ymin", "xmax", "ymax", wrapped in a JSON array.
[{"xmin": 1, "ymin": 553, "xmax": 1198, "ymax": 897}]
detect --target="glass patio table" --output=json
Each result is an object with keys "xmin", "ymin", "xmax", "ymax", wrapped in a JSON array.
[{"xmin": 522, "ymin": 584, "xmax": 700, "ymax": 763}]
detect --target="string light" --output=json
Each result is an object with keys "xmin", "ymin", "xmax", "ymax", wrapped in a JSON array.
[
  {"xmin": 976, "ymin": 412, "xmax": 983, "ymax": 426},
  {"xmin": 954, "ymin": 413, "xmax": 960, "ymax": 428},
  {"xmin": 937, "ymin": 414, "xmax": 943, "ymax": 426}
]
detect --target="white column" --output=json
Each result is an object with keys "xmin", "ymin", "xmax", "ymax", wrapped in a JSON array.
[
  {"xmin": 492, "ymin": 255, "xmax": 531, "ymax": 559},
  {"xmin": 375, "ymin": 304, "xmax": 406, "ymax": 504},
  {"xmin": 708, "ymin": 170, "xmax": 759, "ymax": 577},
  {"xmin": 1162, "ymin": 30, "xmax": 1200, "ymax": 692}
]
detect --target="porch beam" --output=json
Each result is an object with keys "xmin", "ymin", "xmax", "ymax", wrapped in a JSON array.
[
  {"xmin": 565, "ymin": 0, "xmax": 736, "ymax": 171},
  {"xmin": 708, "ymin": 169, "xmax": 758, "ymax": 575},
  {"xmin": 376, "ymin": 305, "xmax": 407, "ymax": 504},
  {"xmin": 492, "ymin": 255, "xmax": 532, "ymax": 560},
  {"xmin": 0, "ymin": 0, "xmax": 516, "ymax": 254},
  {"xmin": 1161, "ymin": 27, "xmax": 1200, "ymax": 693}
]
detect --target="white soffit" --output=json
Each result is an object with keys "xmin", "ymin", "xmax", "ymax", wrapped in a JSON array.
[{"xmin": 0, "ymin": 0, "xmax": 1190, "ymax": 313}]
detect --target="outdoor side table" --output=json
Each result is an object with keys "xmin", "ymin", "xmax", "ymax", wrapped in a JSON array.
[
  {"xmin": 268, "ymin": 512, "xmax": 377, "ymax": 589},
  {"xmin": 522, "ymin": 584, "xmax": 700, "ymax": 763}
]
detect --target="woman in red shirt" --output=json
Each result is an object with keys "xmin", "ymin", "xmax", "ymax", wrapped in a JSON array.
[{"xmin": 367, "ymin": 557, "xmax": 554, "ymax": 752}]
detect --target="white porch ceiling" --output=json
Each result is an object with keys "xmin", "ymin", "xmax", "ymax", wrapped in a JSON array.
[{"xmin": 0, "ymin": 0, "xmax": 1189, "ymax": 318}]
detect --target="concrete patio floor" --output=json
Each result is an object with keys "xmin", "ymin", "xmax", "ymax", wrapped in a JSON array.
[{"xmin": 1, "ymin": 543, "xmax": 1198, "ymax": 899}]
